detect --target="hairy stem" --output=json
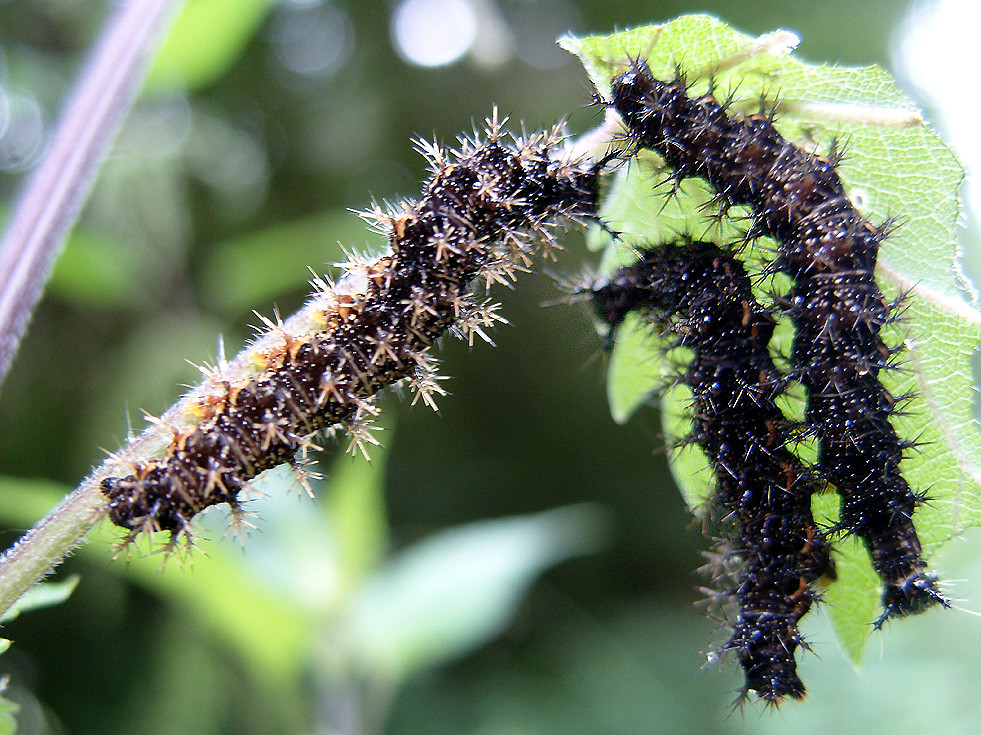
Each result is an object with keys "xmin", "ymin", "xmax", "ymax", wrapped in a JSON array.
[{"xmin": 0, "ymin": 481, "xmax": 104, "ymax": 616}]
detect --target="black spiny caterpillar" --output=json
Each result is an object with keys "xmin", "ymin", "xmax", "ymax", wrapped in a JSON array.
[
  {"xmin": 101, "ymin": 117, "xmax": 596, "ymax": 545},
  {"xmin": 591, "ymin": 238, "xmax": 832, "ymax": 703},
  {"xmin": 607, "ymin": 59, "xmax": 946, "ymax": 624}
]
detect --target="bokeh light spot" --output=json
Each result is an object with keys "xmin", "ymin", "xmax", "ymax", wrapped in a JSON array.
[{"xmin": 391, "ymin": 0, "xmax": 478, "ymax": 68}]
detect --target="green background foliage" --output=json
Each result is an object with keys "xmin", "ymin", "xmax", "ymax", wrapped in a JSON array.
[{"xmin": 1, "ymin": 1, "xmax": 980, "ymax": 734}]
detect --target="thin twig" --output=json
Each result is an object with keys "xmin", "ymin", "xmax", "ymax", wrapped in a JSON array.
[
  {"xmin": 0, "ymin": 0, "xmax": 183, "ymax": 386},
  {"xmin": 0, "ymin": 0, "xmax": 183, "ymax": 616}
]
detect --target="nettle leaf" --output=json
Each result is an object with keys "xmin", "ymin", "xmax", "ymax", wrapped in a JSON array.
[
  {"xmin": 341, "ymin": 505, "xmax": 606, "ymax": 681},
  {"xmin": 562, "ymin": 14, "xmax": 981, "ymax": 661}
]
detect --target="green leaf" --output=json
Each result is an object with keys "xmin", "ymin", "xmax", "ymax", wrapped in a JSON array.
[
  {"xmin": 0, "ymin": 575, "xmax": 79, "ymax": 623},
  {"xmin": 0, "ymin": 641, "xmax": 13, "ymax": 735},
  {"xmin": 145, "ymin": 0, "xmax": 275, "ymax": 94},
  {"xmin": 48, "ymin": 228, "xmax": 142, "ymax": 307},
  {"xmin": 605, "ymin": 311, "xmax": 665, "ymax": 424},
  {"xmin": 563, "ymin": 15, "xmax": 979, "ymax": 662},
  {"xmin": 0, "ymin": 683, "xmax": 16, "ymax": 735},
  {"xmin": 0, "ymin": 477, "xmax": 313, "ymax": 682},
  {"xmin": 341, "ymin": 505, "xmax": 606, "ymax": 681},
  {"xmin": 198, "ymin": 210, "xmax": 373, "ymax": 312},
  {"xmin": 0, "ymin": 574, "xmax": 77, "ymax": 735},
  {"xmin": 326, "ymin": 437, "xmax": 390, "ymax": 599}
]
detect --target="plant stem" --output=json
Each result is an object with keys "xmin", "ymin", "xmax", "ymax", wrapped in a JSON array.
[
  {"xmin": 0, "ymin": 0, "xmax": 183, "ymax": 386},
  {"xmin": 0, "ymin": 481, "xmax": 105, "ymax": 616},
  {"xmin": 0, "ymin": 404, "xmax": 184, "ymax": 617}
]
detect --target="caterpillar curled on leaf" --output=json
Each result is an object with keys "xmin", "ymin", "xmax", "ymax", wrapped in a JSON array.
[
  {"xmin": 590, "ymin": 238, "xmax": 832, "ymax": 703},
  {"xmin": 606, "ymin": 59, "xmax": 946, "ymax": 624},
  {"xmin": 101, "ymin": 116, "xmax": 597, "ymax": 546}
]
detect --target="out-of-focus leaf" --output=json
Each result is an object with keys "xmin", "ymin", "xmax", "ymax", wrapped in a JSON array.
[
  {"xmin": 0, "ymin": 576, "xmax": 77, "ymax": 735},
  {"xmin": 0, "ymin": 575, "xmax": 78, "ymax": 623},
  {"xmin": 391, "ymin": 552, "xmax": 981, "ymax": 734},
  {"xmin": 198, "ymin": 210, "xmax": 373, "ymax": 311},
  {"xmin": 0, "ymin": 477, "xmax": 312, "ymax": 682},
  {"xmin": 342, "ymin": 505, "xmax": 606, "ymax": 681},
  {"xmin": 82, "ymin": 312, "xmax": 228, "ymax": 449},
  {"xmin": 0, "ymin": 640, "xmax": 13, "ymax": 735},
  {"xmin": 563, "ymin": 15, "xmax": 978, "ymax": 661},
  {"xmin": 204, "ymin": 448, "xmax": 389, "ymax": 616},
  {"xmin": 325, "ymin": 434, "xmax": 390, "ymax": 599},
  {"xmin": 0, "ymin": 673, "xmax": 16, "ymax": 735},
  {"xmin": 145, "ymin": 0, "xmax": 275, "ymax": 94},
  {"xmin": 47, "ymin": 228, "xmax": 141, "ymax": 307}
]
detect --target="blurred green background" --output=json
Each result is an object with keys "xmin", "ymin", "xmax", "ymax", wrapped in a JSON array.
[{"xmin": 1, "ymin": 1, "xmax": 980, "ymax": 733}]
